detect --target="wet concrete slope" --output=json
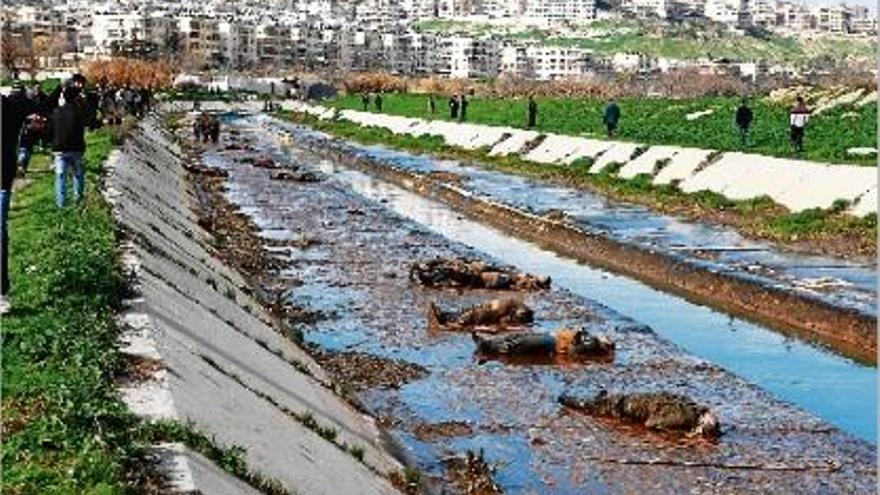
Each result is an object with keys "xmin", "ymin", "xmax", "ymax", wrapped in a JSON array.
[
  {"xmin": 107, "ymin": 116, "xmax": 402, "ymax": 494},
  {"xmin": 202, "ymin": 115, "xmax": 876, "ymax": 494}
]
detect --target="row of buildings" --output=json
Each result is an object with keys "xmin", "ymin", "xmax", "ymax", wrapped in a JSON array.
[{"xmin": 0, "ymin": 0, "xmax": 874, "ymax": 80}]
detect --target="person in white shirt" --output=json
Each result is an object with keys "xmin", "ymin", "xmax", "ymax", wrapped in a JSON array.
[{"xmin": 789, "ymin": 96, "xmax": 811, "ymax": 154}]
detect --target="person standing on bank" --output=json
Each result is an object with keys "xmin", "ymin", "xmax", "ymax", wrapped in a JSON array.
[
  {"xmin": 375, "ymin": 93, "xmax": 383, "ymax": 112},
  {"xmin": 527, "ymin": 96, "xmax": 538, "ymax": 129},
  {"xmin": 361, "ymin": 93, "xmax": 370, "ymax": 111},
  {"xmin": 449, "ymin": 95, "xmax": 459, "ymax": 120},
  {"xmin": 458, "ymin": 94, "xmax": 468, "ymax": 122},
  {"xmin": 51, "ymin": 82, "xmax": 88, "ymax": 208},
  {"xmin": 789, "ymin": 96, "xmax": 810, "ymax": 154},
  {"xmin": 603, "ymin": 99, "xmax": 620, "ymax": 138},
  {"xmin": 735, "ymin": 98, "xmax": 753, "ymax": 148},
  {"xmin": 1, "ymin": 86, "xmax": 37, "ymax": 314},
  {"xmin": 428, "ymin": 94, "xmax": 437, "ymax": 117}
]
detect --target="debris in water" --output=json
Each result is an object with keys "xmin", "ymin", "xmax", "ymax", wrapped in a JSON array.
[
  {"xmin": 428, "ymin": 299, "xmax": 534, "ymax": 331},
  {"xmin": 312, "ymin": 349, "xmax": 428, "ymax": 392},
  {"xmin": 444, "ymin": 449, "xmax": 503, "ymax": 495},
  {"xmin": 559, "ymin": 391, "xmax": 721, "ymax": 439},
  {"xmin": 413, "ymin": 421, "xmax": 474, "ymax": 441},
  {"xmin": 271, "ymin": 169, "xmax": 321, "ymax": 182}
]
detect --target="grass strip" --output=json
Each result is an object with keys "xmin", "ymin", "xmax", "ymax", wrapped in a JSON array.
[{"xmin": 0, "ymin": 130, "xmax": 148, "ymax": 494}]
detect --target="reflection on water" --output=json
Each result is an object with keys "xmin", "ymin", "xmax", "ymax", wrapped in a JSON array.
[{"xmin": 315, "ymin": 158, "xmax": 877, "ymax": 444}]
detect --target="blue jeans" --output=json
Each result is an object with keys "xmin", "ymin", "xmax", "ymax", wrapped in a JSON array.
[
  {"xmin": 1, "ymin": 189, "xmax": 10, "ymax": 296},
  {"xmin": 54, "ymin": 152, "xmax": 85, "ymax": 207},
  {"xmin": 18, "ymin": 147, "xmax": 33, "ymax": 172}
]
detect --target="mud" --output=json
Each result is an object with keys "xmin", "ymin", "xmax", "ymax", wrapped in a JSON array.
[
  {"xmin": 280, "ymin": 130, "xmax": 875, "ymax": 364},
  {"xmin": 443, "ymin": 450, "xmax": 503, "ymax": 495},
  {"xmin": 312, "ymin": 349, "xmax": 429, "ymax": 393},
  {"xmin": 412, "ymin": 421, "xmax": 474, "ymax": 442},
  {"xmin": 185, "ymin": 115, "xmax": 876, "ymax": 493}
]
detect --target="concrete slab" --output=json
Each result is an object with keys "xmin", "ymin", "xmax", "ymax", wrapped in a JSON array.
[
  {"xmin": 489, "ymin": 129, "xmax": 541, "ymax": 156},
  {"xmin": 850, "ymin": 186, "xmax": 877, "ymax": 217},
  {"xmin": 590, "ymin": 142, "xmax": 643, "ymax": 174},
  {"xmin": 653, "ymin": 148, "xmax": 715, "ymax": 185},
  {"xmin": 108, "ymin": 117, "xmax": 404, "ymax": 495},
  {"xmin": 618, "ymin": 145, "xmax": 679, "ymax": 179}
]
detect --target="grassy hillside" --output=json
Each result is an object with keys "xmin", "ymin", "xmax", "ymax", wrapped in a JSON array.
[
  {"xmin": 415, "ymin": 18, "xmax": 876, "ymax": 64},
  {"xmin": 328, "ymin": 92, "xmax": 877, "ymax": 165}
]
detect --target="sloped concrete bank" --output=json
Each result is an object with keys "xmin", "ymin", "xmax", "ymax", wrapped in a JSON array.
[
  {"xmin": 282, "ymin": 101, "xmax": 877, "ymax": 217},
  {"xmin": 262, "ymin": 119, "xmax": 876, "ymax": 364},
  {"xmin": 106, "ymin": 115, "xmax": 403, "ymax": 494}
]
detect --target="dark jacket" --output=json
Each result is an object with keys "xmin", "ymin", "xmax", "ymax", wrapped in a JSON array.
[
  {"xmin": 603, "ymin": 103, "xmax": 620, "ymax": 126},
  {"xmin": 51, "ymin": 102, "xmax": 87, "ymax": 153},
  {"xmin": 2, "ymin": 92, "xmax": 35, "ymax": 190},
  {"xmin": 735, "ymin": 105, "xmax": 753, "ymax": 129}
]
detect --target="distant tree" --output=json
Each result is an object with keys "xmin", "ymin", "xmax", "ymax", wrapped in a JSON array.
[{"xmin": 1, "ymin": 30, "xmax": 32, "ymax": 79}]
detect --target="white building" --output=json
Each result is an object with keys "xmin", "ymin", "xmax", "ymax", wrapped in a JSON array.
[
  {"xmin": 621, "ymin": 0, "xmax": 668, "ymax": 18},
  {"xmin": 526, "ymin": 46, "xmax": 590, "ymax": 79},
  {"xmin": 524, "ymin": 0, "xmax": 597, "ymax": 22}
]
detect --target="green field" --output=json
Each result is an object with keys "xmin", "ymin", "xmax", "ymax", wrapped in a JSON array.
[{"xmin": 328, "ymin": 93, "xmax": 877, "ymax": 165}]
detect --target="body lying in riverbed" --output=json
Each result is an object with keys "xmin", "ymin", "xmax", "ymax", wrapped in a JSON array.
[
  {"xmin": 411, "ymin": 258, "xmax": 550, "ymax": 291},
  {"xmin": 559, "ymin": 391, "xmax": 721, "ymax": 439},
  {"xmin": 429, "ymin": 299, "xmax": 534, "ymax": 331},
  {"xmin": 472, "ymin": 327, "xmax": 614, "ymax": 361}
]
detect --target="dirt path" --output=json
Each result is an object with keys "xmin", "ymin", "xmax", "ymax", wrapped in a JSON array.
[{"xmin": 190, "ymin": 117, "xmax": 875, "ymax": 494}]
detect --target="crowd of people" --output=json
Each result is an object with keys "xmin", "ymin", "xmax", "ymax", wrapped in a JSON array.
[
  {"xmin": 358, "ymin": 92, "xmax": 813, "ymax": 153},
  {"xmin": 0, "ymin": 75, "xmax": 155, "ymax": 314}
]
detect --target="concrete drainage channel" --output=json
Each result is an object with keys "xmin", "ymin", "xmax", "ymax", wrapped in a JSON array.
[
  {"xmin": 252, "ymin": 116, "xmax": 879, "ymax": 442},
  {"xmin": 174, "ymin": 110, "xmax": 877, "ymax": 493},
  {"xmin": 106, "ymin": 116, "xmax": 404, "ymax": 494}
]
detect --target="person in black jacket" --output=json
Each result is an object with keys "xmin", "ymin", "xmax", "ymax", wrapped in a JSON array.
[
  {"xmin": 735, "ymin": 98, "xmax": 753, "ymax": 148},
  {"xmin": 527, "ymin": 96, "xmax": 538, "ymax": 128},
  {"xmin": 51, "ymin": 82, "xmax": 88, "ymax": 208},
  {"xmin": 1, "ymin": 87, "xmax": 37, "ymax": 313}
]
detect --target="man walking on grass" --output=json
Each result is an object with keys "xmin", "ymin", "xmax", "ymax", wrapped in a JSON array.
[
  {"xmin": 527, "ymin": 96, "xmax": 538, "ymax": 129},
  {"xmin": 51, "ymin": 82, "xmax": 88, "ymax": 208},
  {"xmin": 789, "ymin": 96, "xmax": 810, "ymax": 154},
  {"xmin": 603, "ymin": 99, "xmax": 620, "ymax": 138},
  {"xmin": 735, "ymin": 98, "xmax": 753, "ymax": 148}
]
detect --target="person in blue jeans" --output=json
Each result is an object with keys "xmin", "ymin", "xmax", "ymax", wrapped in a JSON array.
[
  {"xmin": 1, "ymin": 87, "xmax": 37, "ymax": 314},
  {"xmin": 51, "ymin": 83, "xmax": 87, "ymax": 207}
]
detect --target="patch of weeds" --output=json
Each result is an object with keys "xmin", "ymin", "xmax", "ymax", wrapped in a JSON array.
[{"xmin": 146, "ymin": 420, "xmax": 295, "ymax": 495}]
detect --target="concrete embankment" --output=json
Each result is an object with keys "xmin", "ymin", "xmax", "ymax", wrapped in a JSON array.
[
  {"xmin": 282, "ymin": 101, "xmax": 877, "ymax": 217},
  {"xmin": 105, "ymin": 115, "xmax": 402, "ymax": 494}
]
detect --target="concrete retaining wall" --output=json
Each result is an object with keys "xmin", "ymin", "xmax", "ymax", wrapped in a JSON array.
[
  {"xmin": 282, "ymin": 101, "xmax": 876, "ymax": 217},
  {"xmin": 109, "ymin": 115, "xmax": 401, "ymax": 494}
]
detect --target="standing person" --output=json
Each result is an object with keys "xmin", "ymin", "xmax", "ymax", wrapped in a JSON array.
[
  {"xmin": 735, "ymin": 98, "xmax": 753, "ymax": 148},
  {"xmin": 789, "ymin": 96, "xmax": 810, "ymax": 154},
  {"xmin": 428, "ymin": 94, "xmax": 436, "ymax": 117},
  {"xmin": 448, "ymin": 95, "xmax": 459, "ymax": 120},
  {"xmin": 1, "ymin": 87, "xmax": 36, "ymax": 314},
  {"xmin": 361, "ymin": 93, "xmax": 370, "ymax": 111},
  {"xmin": 18, "ymin": 112, "xmax": 47, "ymax": 174},
  {"xmin": 458, "ymin": 94, "xmax": 468, "ymax": 122},
  {"xmin": 603, "ymin": 99, "xmax": 621, "ymax": 138},
  {"xmin": 207, "ymin": 114, "xmax": 221, "ymax": 144},
  {"xmin": 527, "ymin": 96, "xmax": 538, "ymax": 129},
  {"xmin": 375, "ymin": 93, "xmax": 383, "ymax": 112},
  {"xmin": 51, "ymin": 82, "xmax": 88, "ymax": 208}
]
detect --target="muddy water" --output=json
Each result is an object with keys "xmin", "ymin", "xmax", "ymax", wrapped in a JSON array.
[
  {"xmin": 252, "ymin": 116, "xmax": 878, "ymax": 444},
  {"xmin": 202, "ymin": 116, "xmax": 875, "ymax": 493}
]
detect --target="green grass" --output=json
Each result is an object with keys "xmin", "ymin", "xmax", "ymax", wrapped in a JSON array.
[
  {"xmin": 1, "ymin": 130, "xmax": 295, "ymax": 494},
  {"xmin": 0, "ymin": 130, "xmax": 146, "ymax": 494},
  {"xmin": 281, "ymin": 111, "xmax": 877, "ymax": 254},
  {"xmin": 327, "ymin": 92, "xmax": 877, "ymax": 165}
]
